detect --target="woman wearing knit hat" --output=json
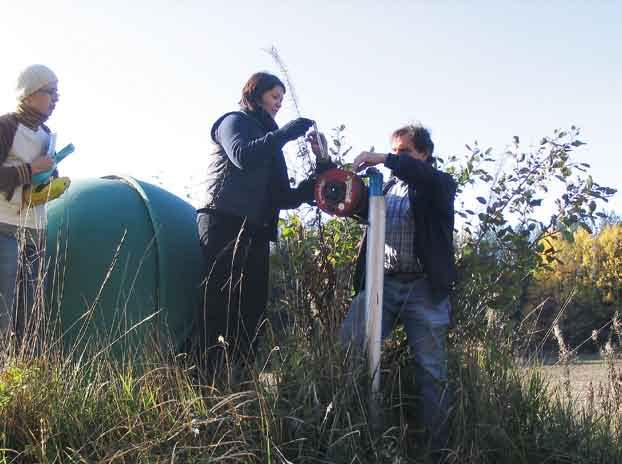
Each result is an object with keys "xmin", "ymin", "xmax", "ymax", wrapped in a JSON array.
[{"xmin": 0, "ymin": 64, "xmax": 61, "ymax": 343}]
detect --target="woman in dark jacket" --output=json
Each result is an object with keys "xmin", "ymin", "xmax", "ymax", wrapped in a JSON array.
[{"xmin": 196, "ymin": 72, "xmax": 315, "ymax": 367}]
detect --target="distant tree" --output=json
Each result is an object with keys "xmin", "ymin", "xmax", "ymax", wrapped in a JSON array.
[
  {"xmin": 443, "ymin": 127, "xmax": 616, "ymax": 343},
  {"xmin": 528, "ymin": 224, "xmax": 622, "ymax": 349}
]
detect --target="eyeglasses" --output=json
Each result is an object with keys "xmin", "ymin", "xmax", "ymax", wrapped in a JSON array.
[{"xmin": 37, "ymin": 88, "xmax": 59, "ymax": 97}]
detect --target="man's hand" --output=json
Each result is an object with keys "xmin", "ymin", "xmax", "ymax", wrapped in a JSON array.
[
  {"xmin": 30, "ymin": 156, "xmax": 54, "ymax": 174},
  {"xmin": 352, "ymin": 151, "xmax": 387, "ymax": 172}
]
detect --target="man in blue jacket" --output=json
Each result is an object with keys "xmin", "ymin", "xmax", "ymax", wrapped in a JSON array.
[{"xmin": 340, "ymin": 123, "xmax": 456, "ymax": 455}]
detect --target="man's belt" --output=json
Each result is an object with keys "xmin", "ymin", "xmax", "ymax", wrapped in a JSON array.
[{"xmin": 385, "ymin": 271, "xmax": 426, "ymax": 282}]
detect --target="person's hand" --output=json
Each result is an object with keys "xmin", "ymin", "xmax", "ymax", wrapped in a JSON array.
[
  {"xmin": 30, "ymin": 156, "xmax": 54, "ymax": 174},
  {"xmin": 315, "ymin": 159, "xmax": 337, "ymax": 175},
  {"xmin": 351, "ymin": 151, "xmax": 387, "ymax": 172},
  {"xmin": 297, "ymin": 175, "xmax": 317, "ymax": 205},
  {"xmin": 306, "ymin": 131, "xmax": 327, "ymax": 157},
  {"xmin": 279, "ymin": 117, "xmax": 315, "ymax": 142}
]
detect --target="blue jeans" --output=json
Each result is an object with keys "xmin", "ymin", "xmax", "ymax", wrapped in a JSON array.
[
  {"xmin": 0, "ymin": 228, "xmax": 44, "ymax": 341},
  {"xmin": 0, "ymin": 231, "xmax": 18, "ymax": 337},
  {"xmin": 340, "ymin": 276, "xmax": 451, "ymax": 450}
]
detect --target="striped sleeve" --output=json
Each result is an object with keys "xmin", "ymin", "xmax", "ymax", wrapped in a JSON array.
[
  {"xmin": 0, "ymin": 164, "xmax": 31, "ymax": 200},
  {"xmin": 0, "ymin": 114, "xmax": 31, "ymax": 199}
]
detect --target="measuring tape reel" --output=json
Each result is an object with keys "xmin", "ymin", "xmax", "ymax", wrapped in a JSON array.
[{"xmin": 314, "ymin": 167, "xmax": 366, "ymax": 217}]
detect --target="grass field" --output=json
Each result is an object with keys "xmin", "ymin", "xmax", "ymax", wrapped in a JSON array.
[{"xmin": 540, "ymin": 356, "xmax": 622, "ymax": 407}]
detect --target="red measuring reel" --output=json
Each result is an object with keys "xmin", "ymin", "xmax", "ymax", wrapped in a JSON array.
[{"xmin": 314, "ymin": 167, "xmax": 366, "ymax": 217}]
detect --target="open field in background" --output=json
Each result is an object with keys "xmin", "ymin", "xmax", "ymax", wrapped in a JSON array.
[{"xmin": 539, "ymin": 356, "xmax": 622, "ymax": 406}]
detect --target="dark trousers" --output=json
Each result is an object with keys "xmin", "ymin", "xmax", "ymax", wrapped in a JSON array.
[{"xmin": 196, "ymin": 211, "xmax": 270, "ymax": 368}]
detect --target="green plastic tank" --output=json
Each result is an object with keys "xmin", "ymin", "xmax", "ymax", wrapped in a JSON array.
[{"xmin": 45, "ymin": 176, "xmax": 203, "ymax": 355}]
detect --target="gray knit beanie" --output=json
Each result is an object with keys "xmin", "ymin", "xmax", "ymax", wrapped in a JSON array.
[{"xmin": 16, "ymin": 64, "xmax": 58, "ymax": 101}]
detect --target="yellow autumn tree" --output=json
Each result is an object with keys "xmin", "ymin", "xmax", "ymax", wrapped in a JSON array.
[
  {"xmin": 530, "ymin": 224, "xmax": 622, "ymax": 347},
  {"xmin": 592, "ymin": 224, "xmax": 622, "ymax": 304}
]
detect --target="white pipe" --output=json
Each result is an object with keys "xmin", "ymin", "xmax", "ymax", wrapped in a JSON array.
[{"xmin": 365, "ymin": 170, "xmax": 385, "ymax": 397}]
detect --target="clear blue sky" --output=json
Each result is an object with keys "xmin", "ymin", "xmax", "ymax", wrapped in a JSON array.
[{"xmin": 2, "ymin": 1, "xmax": 620, "ymax": 213}]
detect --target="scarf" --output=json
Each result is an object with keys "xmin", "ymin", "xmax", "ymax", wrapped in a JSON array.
[{"xmin": 15, "ymin": 102, "xmax": 49, "ymax": 131}]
